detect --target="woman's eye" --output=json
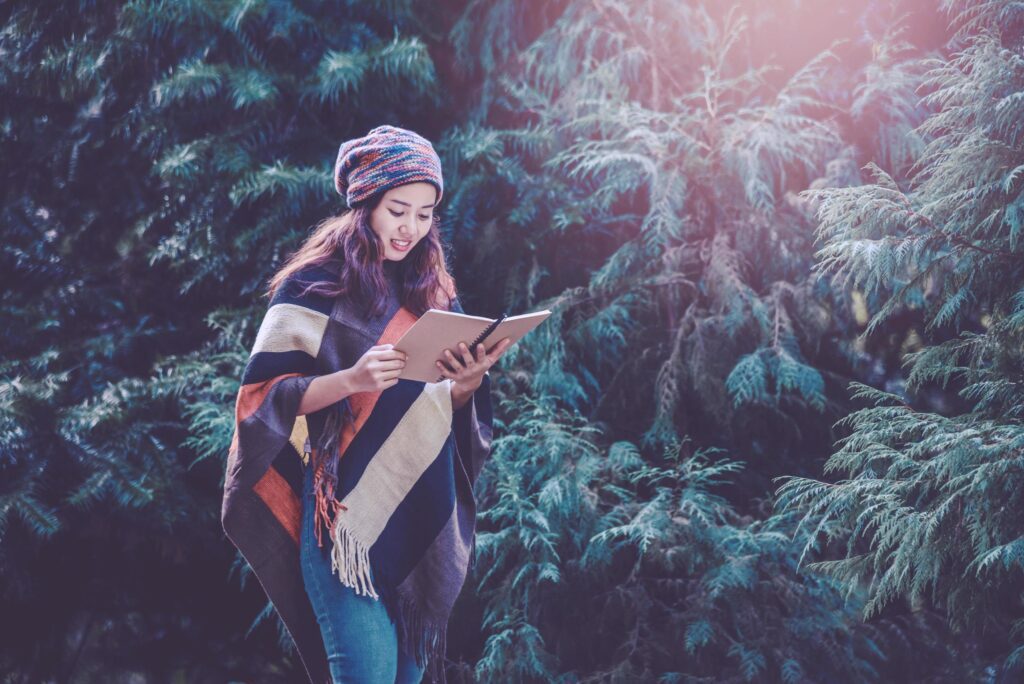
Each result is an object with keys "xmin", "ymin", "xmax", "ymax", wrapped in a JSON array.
[{"xmin": 388, "ymin": 209, "xmax": 431, "ymax": 221}]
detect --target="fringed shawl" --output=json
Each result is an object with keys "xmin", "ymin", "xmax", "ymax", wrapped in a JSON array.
[{"xmin": 221, "ymin": 261, "xmax": 494, "ymax": 683}]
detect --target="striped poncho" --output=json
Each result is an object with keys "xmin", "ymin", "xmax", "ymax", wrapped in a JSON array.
[{"xmin": 220, "ymin": 259, "xmax": 493, "ymax": 684}]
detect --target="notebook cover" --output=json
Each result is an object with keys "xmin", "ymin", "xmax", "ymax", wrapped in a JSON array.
[{"xmin": 394, "ymin": 309, "xmax": 552, "ymax": 383}]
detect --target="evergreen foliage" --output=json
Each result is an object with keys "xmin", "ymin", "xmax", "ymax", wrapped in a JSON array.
[
  {"xmin": 1, "ymin": 0, "xmax": 1019, "ymax": 681},
  {"xmin": 445, "ymin": 1, "xmax": 963, "ymax": 680},
  {"xmin": 777, "ymin": 1, "xmax": 1024, "ymax": 675},
  {"xmin": 1, "ymin": 0, "xmax": 453, "ymax": 679}
]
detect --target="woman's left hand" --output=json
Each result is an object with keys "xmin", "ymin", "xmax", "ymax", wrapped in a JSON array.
[{"xmin": 437, "ymin": 338, "xmax": 513, "ymax": 392}]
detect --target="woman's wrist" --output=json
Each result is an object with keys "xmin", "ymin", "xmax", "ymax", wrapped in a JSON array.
[
  {"xmin": 332, "ymin": 368, "xmax": 356, "ymax": 400},
  {"xmin": 450, "ymin": 379, "xmax": 480, "ymax": 411},
  {"xmin": 297, "ymin": 369, "xmax": 356, "ymax": 416}
]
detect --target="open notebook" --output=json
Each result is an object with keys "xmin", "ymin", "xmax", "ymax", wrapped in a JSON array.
[{"xmin": 393, "ymin": 308, "xmax": 552, "ymax": 383}]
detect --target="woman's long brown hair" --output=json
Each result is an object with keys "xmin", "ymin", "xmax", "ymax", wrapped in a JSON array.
[{"xmin": 265, "ymin": 194, "xmax": 457, "ymax": 317}]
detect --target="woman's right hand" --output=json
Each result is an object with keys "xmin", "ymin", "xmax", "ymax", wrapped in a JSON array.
[{"xmin": 344, "ymin": 343, "xmax": 408, "ymax": 393}]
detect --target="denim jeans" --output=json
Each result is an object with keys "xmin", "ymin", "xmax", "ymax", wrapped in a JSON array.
[{"xmin": 300, "ymin": 463, "xmax": 426, "ymax": 684}]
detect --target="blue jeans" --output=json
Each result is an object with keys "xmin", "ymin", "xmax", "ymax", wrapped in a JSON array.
[{"xmin": 300, "ymin": 463, "xmax": 426, "ymax": 684}]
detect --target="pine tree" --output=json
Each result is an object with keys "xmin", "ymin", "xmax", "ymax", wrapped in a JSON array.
[
  {"xmin": 444, "ymin": 1, "xmax": 966, "ymax": 680},
  {"xmin": 3, "ymin": 0, "xmax": 1016, "ymax": 680},
  {"xmin": 776, "ymin": 0, "xmax": 1024, "ymax": 677},
  {"xmin": 1, "ymin": 0, "xmax": 454, "ymax": 679}
]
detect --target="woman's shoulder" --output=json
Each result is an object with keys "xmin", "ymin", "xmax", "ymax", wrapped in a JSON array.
[
  {"xmin": 270, "ymin": 262, "xmax": 339, "ymax": 315},
  {"xmin": 439, "ymin": 273, "xmax": 459, "ymax": 311},
  {"xmin": 445, "ymin": 291, "xmax": 462, "ymax": 313},
  {"xmin": 293, "ymin": 260, "xmax": 341, "ymax": 286}
]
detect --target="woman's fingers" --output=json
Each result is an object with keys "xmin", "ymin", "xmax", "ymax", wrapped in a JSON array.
[
  {"xmin": 457, "ymin": 342, "xmax": 475, "ymax": 367},
  {"xmin": 443, "ymin": 348, "xmax": 465, "ymax": 370},
  {"xmin": 485, "ymin": 337, "xmax": 512, "ymax": 354},
  {"xmin": 437, "ymin": 339, "xmax": 514, "ymax": 379},
  {"xmin": 484, "ymin": 337, "xmax": 513, "ymax": 362}
]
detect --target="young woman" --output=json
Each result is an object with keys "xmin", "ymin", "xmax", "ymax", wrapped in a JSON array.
[{"xmin": 221, "ymin": 125, "xmax": 511, "ymax": 684}]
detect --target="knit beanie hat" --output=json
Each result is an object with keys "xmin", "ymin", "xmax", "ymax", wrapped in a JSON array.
[{"xmin": 333, "ymin": 125, "xmax": 444, "ymax": 209}]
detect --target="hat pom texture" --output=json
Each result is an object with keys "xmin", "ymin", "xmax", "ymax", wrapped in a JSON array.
[{"xmin": 333, "ymin": 125, "xmax": 444, "ymax": 209}]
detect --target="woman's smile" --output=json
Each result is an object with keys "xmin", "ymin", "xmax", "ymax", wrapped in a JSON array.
[{"xmin": 390, "ymin": 238, "xmax": 413, "ymax": 252}]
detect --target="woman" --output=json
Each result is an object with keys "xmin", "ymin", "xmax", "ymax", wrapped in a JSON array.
[{"xmin": 221, "ymin": 125, "xmax": 512, "ymax": 684}]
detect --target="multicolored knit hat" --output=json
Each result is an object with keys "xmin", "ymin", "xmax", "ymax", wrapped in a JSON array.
[{"xmin": 333, "ymin": 125, "xmax": 444, "ymax": 209}]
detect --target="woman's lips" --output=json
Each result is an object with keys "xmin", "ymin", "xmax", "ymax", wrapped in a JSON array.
[{"xmin": 391, "ymin": 238, "xmax": 412, "ymax": 252}]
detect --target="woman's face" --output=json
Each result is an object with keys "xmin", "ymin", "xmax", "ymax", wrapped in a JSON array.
[{"xmin": 369, "ymin": 182, "xmax": 438, "ymax": 261}]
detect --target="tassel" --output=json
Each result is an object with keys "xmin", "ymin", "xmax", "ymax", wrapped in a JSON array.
[
  {"xmin": 375, "ymin": 579, "xmax": 450, "ymax": 684},
  {"xmin": 310, "ymin": 397, "xmax": 357, "ymax": 547},
  {"xmin": 312, "ymin": 451, "xmax": 347, "ymax": 549},
  {"xmin": 396, "ymin": 591, "xmax": 449, "ymax": 684},
  {"xmin": 329, "ymin": 518, "xmax": 379, "ymax": 599}
]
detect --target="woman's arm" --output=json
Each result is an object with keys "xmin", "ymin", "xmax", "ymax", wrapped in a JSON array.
[
  {"xmin": 302, "ymin": 366, "xmax": 477, "ymax": 414},
  {"xmin": 297, "ymin": 369, "xmax": 357, "ymax": 416},
  {"xmin": 297, "ymin": 344, "xmax": 408, "ymax": 415}
]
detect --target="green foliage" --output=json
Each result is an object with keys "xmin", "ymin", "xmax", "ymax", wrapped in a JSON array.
[
  {"xmin": 2, "ymin": 0, "xmax": 1018, "ymax": 681},
  {"xmin": 0, "ymin": 0, "xmax": 449, "ymax": 679},
  {"xmin": 726, "ymin": 347, "xmax": 826, "ymax": 411},
  {"xmin": 850, "ymin": 12, "xmax": 931, "ymax": 176},
  {"xmin": 780, "ymin": 1, "xmax": 1024, "ymax": 676},
  {"xmin": 449, "ymin": 1, "xmax": 969, "ymax": 680},
  {"xmin": 475, "ymin": 391, "xmax": 898, "ymax": 680}
]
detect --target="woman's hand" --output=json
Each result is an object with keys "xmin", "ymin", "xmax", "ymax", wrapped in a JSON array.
[
  {"xmin": 437, "ymin": 337, "xmax": 513, "ymax": 394},
  {"xmin": 345, "ymin": 343, "xmax": 407, "ymax": 393}
]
